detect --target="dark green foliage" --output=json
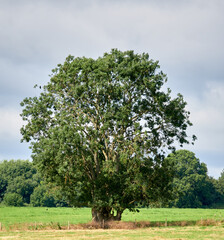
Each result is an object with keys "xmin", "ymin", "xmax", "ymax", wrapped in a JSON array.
[
  {"xmin": 212, "ymin": 170, "xmax": 224, "ymax": 205},
  {"xmin": 3, "ymin": 192, "xmax": 24, "ymax": 206},
  {"xmin": 166, "ymin": 150, "xmax": 218, "ymax": 208},
  {"xmin": 0, "ymin": 160, "xmax": 40, "ymax": 205},
  {"xmin": 0, "ymin": 160, "xmax": 69, "ymax": 207},
  {"xmin": 30, "ymin": 182, "xmax": 69, "ymax": 207},
  {"xmin": 0, "ymin": 176, "xmax": 7, "ymax": 202},
  {"xmin": 30, "ymin": 184, "xmax": 55, "ymax": 207},
  {"xmin": 20, "ymin": 49, "xmax": 195, "ymax": 221},
  {"xmin": 217, "ymin": 170, "xmax": 224, "ymax": 196},
  {"xmin": 6, "ymin": 177, "xmax": 38, "ymax": 204}
]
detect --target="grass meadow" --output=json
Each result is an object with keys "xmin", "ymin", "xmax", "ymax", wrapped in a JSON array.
[
  {"xmin": 1, "ymin": 226, "xmax": 224, "ymax": 240},
  {"xmin": 1, "ymin": 207, "xmax": 224, "ymax": 239}
]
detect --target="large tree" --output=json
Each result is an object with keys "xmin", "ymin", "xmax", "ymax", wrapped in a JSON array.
[{"xmin": 20, "ymin": 49, "xmax": 195, "ymax": 222}]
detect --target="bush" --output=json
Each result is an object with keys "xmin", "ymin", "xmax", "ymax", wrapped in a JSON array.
[
  {"xmin": 30, "ymin": 184, "xmax": 56, "ymax": 207},
  {"xmin": 31, "ymin": 183, "xmax": 69, "ymax": 207},
  {"xmin": 3, "ymin": 192, "xmax": 24, "ymax": 206}
]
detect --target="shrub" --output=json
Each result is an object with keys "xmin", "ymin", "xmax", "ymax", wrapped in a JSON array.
[
  {"xmin": 3, "ymin": 192, "xmax": 24, "ymax": 206},
  {"xmin": 30, "ymin": 184, "xmax": 55, "ymax": 207}
]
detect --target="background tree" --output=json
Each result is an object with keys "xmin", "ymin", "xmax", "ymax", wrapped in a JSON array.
[
  {"xmin": 20, "ymin": 49, "xmax": 195, "ymax": 222},
  {"xmin": 3, "ymin": 193, "xmax": 24, "ymax": 207},
  {"xmin": 0, "ymin": 175, "xmax": 7, "ymax": 202},
  {"xmin": 30, "ymin": 182, "xmax": 69, "ymax": 207},
  {"xmin": 30, "ymin": 183, "xmax": 56, "ymax": 207},
  {"xmin": 0, "ymin": 160, "xmax": 39, "ymax": 205},
  {"xmin": 216, "ymin": 170, "xmax": 224, "ymax": 196},
  {"xmin": 166, "ymin": 150, "xmax": 217, "ymax": 208},
  {"xmin": 212, "ymin": 169, "xmax": 224, "ymax": 206},
  {"xmin": 5, "ymin": 176, "xmax": 38, "ymax": 204}
]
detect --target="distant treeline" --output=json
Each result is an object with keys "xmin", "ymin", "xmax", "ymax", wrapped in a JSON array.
[
  {"xmin": 0, "ymin": 150, "xmax": 224, "ymax": 208},
  {"xmin": 0, "ymin": 160, "xmax": 68, "ymax": 207}
]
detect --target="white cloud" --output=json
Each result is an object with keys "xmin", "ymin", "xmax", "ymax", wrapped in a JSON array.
[
  {"xmin": 1, "ymin": 0, "xmax": 224, "ymax": 67},
  {"xmin": 0, "ymin": 58, "xmax": 47, "ymax": 99},
  {"xmin": 187, "ymin": 81, "xmax": 224, "ymax": 152},
  {"xmin": 208, "ymin": 166, "xmax": 223, "ymax": 179},
  {"xmin": 0, "ymin": 108, "xmax": 23, "ymax": 140}
]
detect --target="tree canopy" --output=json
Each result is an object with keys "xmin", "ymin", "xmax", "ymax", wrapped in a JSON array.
[
  {"xmin": 0, "ymin": 160, "xmax": 39, "ymax": 205},
  {"xmin": 166, "ymin": 150, "xmax": 217, "ymax": 208},
  {"xmin": 214, "ymin": 169, "xmax": 224, "ymax": 204},
  {"xmin": 0, "ymin": 160, "xmax": 68, "ymax": 207},
  {"xmin": 20, "ymin": 49, "xmax": 195, "ymax": 221}
]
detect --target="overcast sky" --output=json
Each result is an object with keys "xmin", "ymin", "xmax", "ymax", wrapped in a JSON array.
[{"xmin": 0, "ymin": 0, "xmax": 223, "ymax": 178}]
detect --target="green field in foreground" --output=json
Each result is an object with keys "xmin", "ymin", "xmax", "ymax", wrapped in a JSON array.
[
  {"xmin": 0, "ymin": 226, "xmax": 224, "ymax": 240},
  {"xmin": 1, "ymin": 208, "xmax": 224, "ymax": 239},
  {"xmin": 0, "ymin": 207, "xmax": 224, "ymax": 229}
]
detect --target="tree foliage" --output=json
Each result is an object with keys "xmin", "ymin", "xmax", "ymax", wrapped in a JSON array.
[
  {"xmin": 30, "ymin": 183, "xmax": 56, "ymax": 207},
  {"xmin": 30, "ymin": 182, "xmax": 69, "ymax": 207},
  {"xmin": 20, "ymin": 49, "xmax": 195, "ymax": 221},
  {"xmin": 217, "ymin": 170, "xmax": 224, "ymax": 196},
  {"xmin": 0, "ymin": 160, "xmax": 69, "ymax": 207},
  {"xmin": 0, "ymin": 160, "xmax": 39, "ymax": 205},
  {"xmin": 213, "ymin": 169, "xmax": 224, "ymax": 204},
  {"xmin": 3, "ymin": 192, "xmax": 24, "ymax": 207},
  {"xmin": 166, "ymin": 150, "xmax": 217, "ymax": 208}
]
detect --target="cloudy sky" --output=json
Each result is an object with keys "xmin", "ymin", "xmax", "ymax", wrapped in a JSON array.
[{"xmin": 0, "ymin": 0, "xmax": 223, "ymax": 178}]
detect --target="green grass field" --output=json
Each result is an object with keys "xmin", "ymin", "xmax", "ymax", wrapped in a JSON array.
[
  {"xmin": 0, "ymin": 207, "xmax": 224, "ymax": 228},
  {"xmin": 0, "ymin": 207, "xmax": 91, "ymax": 228},
  {"xmin": 1, "ymin": 207, "xmax": 224, "ymax": 239}
]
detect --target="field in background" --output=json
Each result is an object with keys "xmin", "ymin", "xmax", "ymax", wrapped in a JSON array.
[{"xmin": 1, "ymin": 207, "xmax": 224, "ymax": 229}]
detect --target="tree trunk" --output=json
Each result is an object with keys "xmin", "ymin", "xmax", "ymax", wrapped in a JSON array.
[{"xmin": 91, "ymin": 207, "xmax": 123, "ymax": 223}]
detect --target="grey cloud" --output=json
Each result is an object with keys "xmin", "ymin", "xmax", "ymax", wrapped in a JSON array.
[
  {"xmin": 1, "ymin": 0, "xmax": 223, "ymax": 74},
  {"xmin": 0, "ymin": 0, "xmax": 224, "ymax": 177},
  {"xmin": 0, "ymin": 59, "xmax": 49, "ymax": 107},
  {"xmin": 0, "ymin": 138, "xmax": 31, "ymax": 160}
]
